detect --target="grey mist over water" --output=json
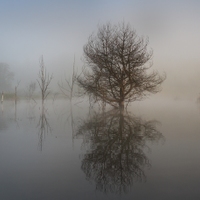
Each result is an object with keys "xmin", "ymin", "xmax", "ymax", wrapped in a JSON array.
[{"xmin": 0, "ymin": 98, "xmax": 200, "ymax": 200}]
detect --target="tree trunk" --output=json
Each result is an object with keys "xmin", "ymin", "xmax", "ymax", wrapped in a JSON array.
[
  {"xmin": 119, "ymin": 101, "xmax": 124, "ymax": 111},
  {"xmin": 42, "ymin": 93, "xmax": 44, "ymax": 106}
]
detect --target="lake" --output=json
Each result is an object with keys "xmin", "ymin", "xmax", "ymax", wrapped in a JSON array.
[{"xmin": 0, "ymin": 97, "xmax": 200, "ymax": 200}]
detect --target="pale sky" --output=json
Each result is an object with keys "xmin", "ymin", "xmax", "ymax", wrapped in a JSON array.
[{"xmin": 0, "ymin": 0, "xmax": 200, "ymax": 99}]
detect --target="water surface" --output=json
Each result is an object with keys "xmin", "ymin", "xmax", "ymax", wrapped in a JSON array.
[{"xmin": 0, "ymin": 98, "xmax": 199, "ymax": 199}]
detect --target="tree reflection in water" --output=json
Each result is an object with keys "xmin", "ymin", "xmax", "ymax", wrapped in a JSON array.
[
  {"xmin": 76, "ymin": 110, "xmax": 163, "ymax": 194},
  {"xmin": 37, "ymin": 105, "xmax": 51, "ymax": 151}
]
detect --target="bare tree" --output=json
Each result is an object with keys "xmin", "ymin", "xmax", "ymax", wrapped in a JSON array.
[
  {"xmin": 37, "ymin": 56, "xmax": 53, "ymax": 105},
  {"xmin": 77, "ymin": 22, "xmax": 166, "ymax": 110}
]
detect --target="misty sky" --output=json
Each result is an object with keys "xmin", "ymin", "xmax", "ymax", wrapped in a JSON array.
[{"xmin": 0, "ymin": 0, "xmax": 200, "ymax": 99}]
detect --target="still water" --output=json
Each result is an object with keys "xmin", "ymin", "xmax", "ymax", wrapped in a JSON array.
[{"xmin": 0, "ymin": 98, "xmax": 200, "ymax": 200}]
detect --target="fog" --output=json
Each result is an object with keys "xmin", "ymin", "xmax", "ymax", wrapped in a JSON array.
[{"xmin": 0, "ymin": 0, "xmax": 200, "ymax": 100}]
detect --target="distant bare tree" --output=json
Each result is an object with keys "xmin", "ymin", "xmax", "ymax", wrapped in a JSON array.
[
  {"xmin": 77, "ymin": 22, "xmax": 166, "ymax": 110},
  {"xmin": 37, "ymin": 56, "xmax": 53, "ymax": 105},
  {"xmin": 58, "ymin": 56, "xmax": 77, "ymax": 102}
]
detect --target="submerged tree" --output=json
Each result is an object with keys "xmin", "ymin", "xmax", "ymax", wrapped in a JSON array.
[
  {"xmin": 36, "ymin": 56, "xmax": 52, "ymax": 150},
  {"xmin": 37, "ymin": 56, "xmax": 53, "ymax": 105},
  {"xmin": 77, "ymin": 22, "xmax": 166, "ymax": 110}
]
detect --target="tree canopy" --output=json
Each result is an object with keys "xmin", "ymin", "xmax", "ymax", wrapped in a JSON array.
[{"xmin": 78, "ymin": 22, "xmax": 166, "ymax": 110}]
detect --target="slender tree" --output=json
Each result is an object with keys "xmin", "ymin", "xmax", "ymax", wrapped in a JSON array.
[
  {"xmin": 37, "ymin": 56, "xmax": 53, "ymax": 105},
  {"xmin": 77, "ymin": 22, "xmax": 166, "ymax": 110}
]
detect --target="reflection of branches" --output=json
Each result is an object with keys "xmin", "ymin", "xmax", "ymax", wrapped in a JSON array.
[
  {"xmin": 37, "ymin": 105, "xmax": 51, "ymax": 151},
  {"xmin": 56, "ymin": 104, "xmax": 76, "ymax": 146},
  {"xmin": 76, "ymin": 110, "xmax": 163, "ymax": 194}
]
